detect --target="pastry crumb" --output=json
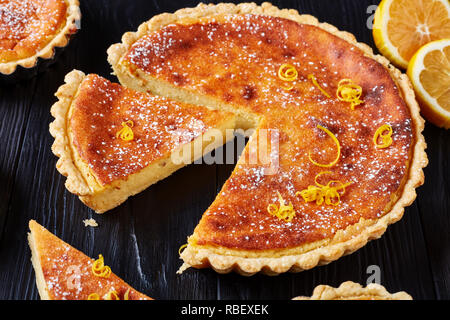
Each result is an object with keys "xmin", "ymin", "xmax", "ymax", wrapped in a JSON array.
[{"xmin": 83, "ymin": 218, "xmax": 98, "ymax": 227}]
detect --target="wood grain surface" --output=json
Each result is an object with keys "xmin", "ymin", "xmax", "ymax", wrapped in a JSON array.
[{"xmin": 0, "ymin": 0, "xmax": 448, "ymax": 300}]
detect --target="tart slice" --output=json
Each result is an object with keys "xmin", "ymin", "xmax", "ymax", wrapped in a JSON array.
[
  {"xmin": 108, "ymin": 2, "xmax": 427, "ymax": 275},
  {"xmin": 292, "ymin": 281, "xmax": 412, "ymax": 300},
  {"xmin": 0, "ymin": 0, "xmax": 81, "ymax": 79},
  {"xmin": 28, "ymin": 220, "xmax": 151, "ymax": 300},
  {"xmin": 50, "ymin": 70, "xmax": 237, "ymax": 213}
]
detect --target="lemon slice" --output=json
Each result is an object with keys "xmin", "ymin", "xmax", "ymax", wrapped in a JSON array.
[
  {"xmin": 373, "ymin": 0, "xmax": 450, "ymax": 69},
  {"xmin": 407, "ymin": 39, "xmax": 450, "ymax": 128}
]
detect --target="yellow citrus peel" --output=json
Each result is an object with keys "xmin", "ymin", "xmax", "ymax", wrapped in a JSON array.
[
  {"xmin": 87, "ymin": 293, "xmax": 100, "ymax": 300},
  {"xmin": 308, "ymin": 74, "xmax": 331, "ymax": 98},
  {"xmin": 278, "ymin": 64, "xmax": 298, "ymax": 91},
  {"xmin": 267, "ymin": 191, "xmax": 296, "ymax": 222},
  {"xmin": 116, "ymin": 120, "xmax": 134, "ymax": 141},
  {"xmin": 178, "ymin": 243, "xmax": 188, "ymax": 255},
  {"xmin": 336, "ymin": 79, "xmax": 364, "ymax": 110},
  {"xmin": 88, "ymin": 289, "xmax": 131, "ymax": 300},
  {"xmin": 297, "ymin": 171, "xmax": 352, "ymax": 206},
  {"xmin": 278, "ymin": 64, "xmax": 298, "ymax": 82},
  {"xmin": 92, "ymin": 254, "xmax": 112, "ymax": 278},
  {"xmin": 373, "ymin": 124, "xmax": 393, "ymax": 148},
  {"xmin": 308, "ymin": 125, "xmax": 341, "ymax": 168},
  {"xmin": 105, "ymin": 290, "xmax": 120, "ymax": 300},
  {"xmin": 124, "ymin": 288, "xmax": 131, "ymax": 300}
]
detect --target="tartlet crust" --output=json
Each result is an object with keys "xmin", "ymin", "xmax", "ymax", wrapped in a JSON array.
[
  {"xmin": 49, "ymin": 70, "xmax": 92, "ymax": 196},
  {"xmin": 0, "ymin": 0, "xmax": 81, "ymax": 75},
  {"xmin": 293, "ymin": 281, "xmax": 412, "ymax": 300},
  {"xmin": 108, "ymin": 2, "xmax": 427, "ymax": 276}
]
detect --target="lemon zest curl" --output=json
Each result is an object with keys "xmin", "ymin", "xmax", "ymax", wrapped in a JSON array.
[
  {"xmin": 283, "ymin": 84, "xmax": 294, "ymax": 91},
  {"xmin": 116, "ymin": 120, "xmax": 134, "ymax": 141},
  {"xmin": 105, "ymin": 290, "xmax": 120, "ymax": 300},
  {"xmin": 178, "ymin": 243, "xmax": 188, "ymax": 255},
  {"xmin": 87, "ymin": 293, "xmax": 100, "ymax": 300},
  {"xmin": 308, "ymin": 125, "xmax": 341, "ymax": 168},
  {"xmin": 373, "ymin": 124, "xmax": 393, "ymax": 148},
  {"xmin": 267, "ymin": 191, "xmax": 296, "ymax": 222},
  {"xmin": 308, "ymin": 74, "xmax": 331, "ymax": 98},
  {"xmin": 92, "ymin": 254, "xmax": 112, "ymax": 278},
  {"xmin": 124, "ymin": 288, "xmax": 131, "ymax": 300},
  {"xmin": 336, "ymin": 79, "xmax": 364, "ymax": 110},
  {"xmin": 278, "ymin": 64, "xmax": 298, "ymax": 82},
  {"xmin": 87, "ymin": 289, "xmax": 131, "ymax": 300},
  {"xmin": 296, "ymin": 171, "xmax": 352, "ymax": 206}
]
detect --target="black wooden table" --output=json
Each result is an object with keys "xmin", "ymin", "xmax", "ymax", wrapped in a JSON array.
[{"xmin": 0, "ymin": 0, "xmax": 448, "ymax": 300}]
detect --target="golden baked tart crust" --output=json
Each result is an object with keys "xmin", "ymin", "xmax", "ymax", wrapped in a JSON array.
[
  {"xmin": 28, "ymin": 220, "xmax": 151, "ymax": 300},
  {"xmin": 107, "ymin": 2, "xmax": 427, "ymax": 275},
  {"xmin": 293, "ymin": 281, "xmax": 412, "ymax": 300},
  {"xmin": 0, "ymin": 0, "xmax": 80, "ymax": 75},
  {"xmin": 50, "ymin": 70, "xmax": 237, "ymax": 213}
]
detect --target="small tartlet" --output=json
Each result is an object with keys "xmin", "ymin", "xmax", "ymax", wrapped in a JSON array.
[
  {"xmin": 293, "ymin": 281, "xmax": 412, "ymax": 300},
  {"xmin": 0, "ymin": 0, "xmax": 81, "ymax": 80}
]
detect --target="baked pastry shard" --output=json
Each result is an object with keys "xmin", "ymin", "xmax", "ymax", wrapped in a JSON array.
[
  {"xmin": 106, "ymin": 1, "xmax": 428, "ymax": 275},
  {"xmin": 28, "ymin": 220, "xmax": 151, "ymax": 300},
  {"xmin": 0, "ymin": 0, "xmax": 81, "ymax": 76},
  {"xmin": 293, "ymin": 281, "xmax": 412, "ymax": 300},
  {"xmin": 50, "ymin": 70, "xmax": 237, "ymax": 213}
]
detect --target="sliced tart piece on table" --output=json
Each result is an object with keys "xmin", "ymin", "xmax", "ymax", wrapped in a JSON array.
[
  {"xmin": 0, "ymin": 0, "xmax": 81, "ymax": 81},
  {"xmin": 108, "ymin": 2, "xmax": 428, "ymax": 276},
  {"xmin": 292, "ymin": 281, "xmax": 412, "ymax": 300},
  {"xmin": 28, "ymin": 220, "xmax": 151, "ymax": 300},
  {"xmin": 50, "ymin": 70, "xmax": 237, "ymax": 213}
]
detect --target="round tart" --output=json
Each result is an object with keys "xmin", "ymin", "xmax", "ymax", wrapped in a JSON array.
[
  {"xmin": 107, "ymin": 2, "xmax": 428, "ymax": 275},
  {"xmin": 292, "ymin": 281, "xmax": 412, "ymax": 300},
  {"xmin": 0, "ymin": 0, "xmax": 80, "ymax": 81},
  {"xmin": 105, "ymin": 2, "xmax": 428, "ymax": 275}
]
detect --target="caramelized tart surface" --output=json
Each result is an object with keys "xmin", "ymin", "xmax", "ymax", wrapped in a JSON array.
[
  {"xmin": 0, "ymin": 0, "xmax": 68, "ymax": 63},
  {"xmin": 121, "ymin": 14, "xmax": 413, "ymax": 251},
  {"xmin": 70, "ymin": 74, "xmax": 235, "ymax": 186}
]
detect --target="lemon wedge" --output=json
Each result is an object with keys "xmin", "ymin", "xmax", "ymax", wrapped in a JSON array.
[
  {"xmin": 373, "ymin": 0, "xmax": 450, "ymax": 69},
  {"xmin": 407, "ymin": 39, "xmax": 450, "ymax": 128}
]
